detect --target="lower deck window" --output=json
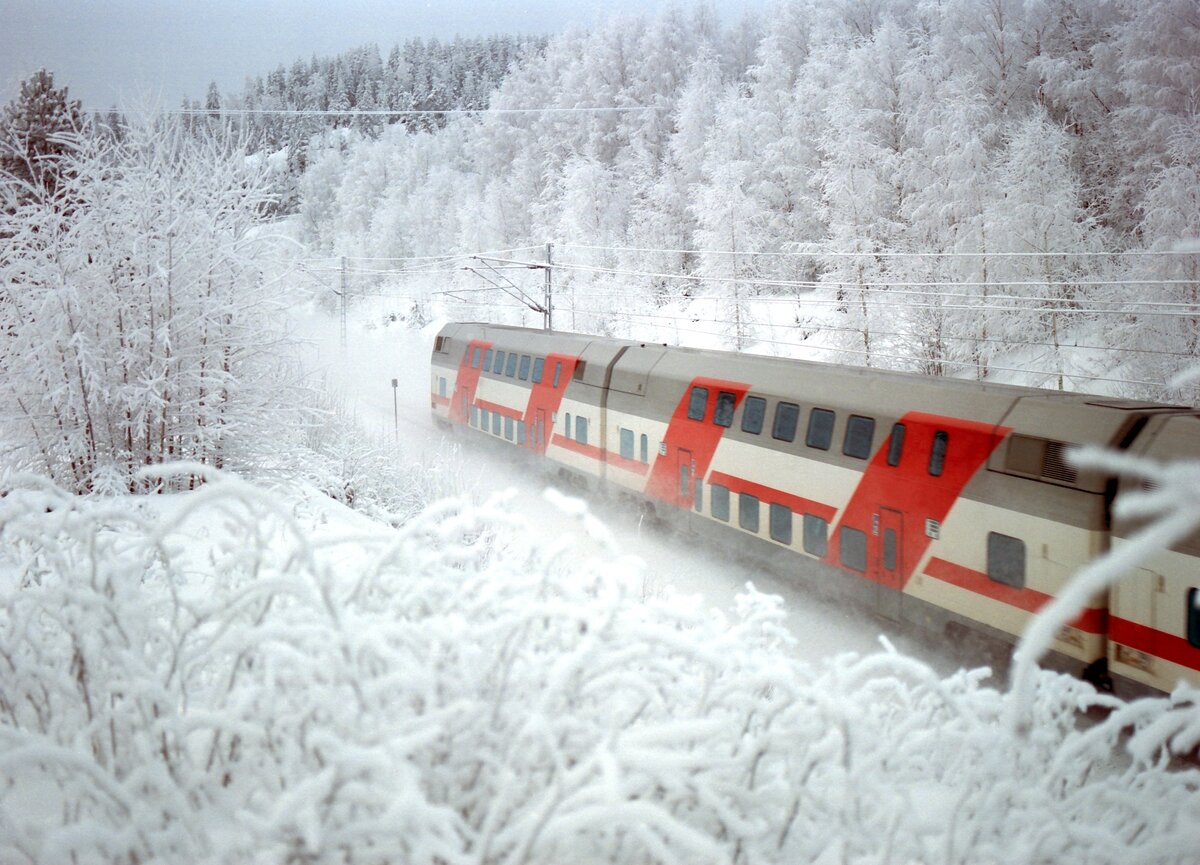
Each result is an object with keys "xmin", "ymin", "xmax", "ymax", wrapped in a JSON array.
[
  {"xmin": 770, "ymin": 504, "xmax": 792, "ymax": 545},
  {"xmin": 987, "ymin": 532, "xmax": 1026, "ymax": 589},
  {"xmin": 803, "ymin": 515, "xmax": 828, "ymax": 557},
  {"xmin": 1189, "ymin": 588, "xmax": 1200, "ymax": 649},
  {"xmin": 492, "ymin": 413, "xmax": 502, "ymax": 436},
  {"xmin": 620, "ymin": 428, "xmax": 634, "ymax": 460},
  {"xmin": 479, "ymin": 408, "xmax": 489, "ymax": 430},
  {"xmin": 470, "ymin": 405, "xmax": 478, "ymax": 427},
  {"xmin": 711, "ymin": 484, "xmax": 730, "ymax": 522},
  {"xmin": 739, "ymin": 494, "xmax": 760, "ymax": 533},
  {"xmin": 504, "ymin": 417, "xmax": 514, "ymax": 441},
  {"xmin": 575, "ymin": 416, "xmax": 588, "ymax": 446},
  {"xmin": 840, "ymin": 526, "xmax": 867, "ymax": 572}
]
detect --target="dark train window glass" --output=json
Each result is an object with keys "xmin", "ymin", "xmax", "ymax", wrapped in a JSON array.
[
  {"xmin": 887, "ymin": 423, "xmax": 906, "ymax": 467},
  {"xmin": 492, "ymin": 413, "xmax": 502, "ymax": 436},
  {"xmin": 483, "ymin": 349, "xmax": 494, "ymax": 371},
  {"xmin": 518, "ymin": 421, "xmax": 526, "ymax": 446},
  {"xmin": 438, "ymin": 377, "xmax": 447, "ymax": 398},
  {"xmin": 471, "ymin": 347, "xmax": 482, "ymax": 368},
  {"xmin": 741, "ymin": 396, "xmax": 766, "ymax": 435},
  {"xmin": 640, "ymin": 434, "xmax": 649, "ymax": 464},
  {"xmin": 770, "ymin": 504, "xmax": 793, "ymax": 545},
  {"xmin": 739, "ymin": 493, "xmax": 760, "ymax": 533},
  {"xmin": 840, "ymin": 526, "xmax": 867, "ymax": 572},
  {"xmin": 773, "ymin": 402, "xmax": 800, "ymax": 442},
  {"xmin": 714, "ymin": 391, "xmax": 736, "ymax": 427},
  {"xmin": 576, "ymin": 416, "xmax": 588, "ymax": 446},
  {"xmin": 532, "ymin": 357, "xmax": 545, "ymax": 384},
  {"xmin": 929, "ymin": 430, "xmax": 949, "ymax": 477},
  {"xmin": 492, "ymin": 350, "xmax": 505, "ymax": 373},
  {"xmin": 479, "ymin": 408, "xmax": 489, "ymax": 429},
  {"xmin": 504, "ymin": 417, "xmax": 514, "ymax": 441},
  {"xmin": 470, "ymin": 405, "xmax": 478, "ymax": 427},
  {"xmin": 518, "ymin": 355, "xmax": 531, "ymax": 381},
  {"xmin": 620, "ymin": 428, "xmax": 634, "ymax": 460},
  {"xmin": 694, "ymin": 476, "xmax": 703, "ymax": 512},
  {"xmin": 803, "ymin": 515, "xmax": 828, "ymax": 557},
  {"xmin": 564, "ymin": 413, "xmax": 572, "ymax": 440},
  {"xmin": 505, "ymin": 353, "xmax": 518, "ymax": 377},
  {"xmin": 883, "ymin": 529, "xmax": 897, "ymax": 571},
  {"xmin": 807, "ymin": 409, "xmax": 836, "ymax": 450},
  {"xmin": 843, "ymin": 415, "xmax": 875, "ymax": 460},
  {"xmin": 553, "ymin": 362, "xmax": 563, "ymax": 388},
  {"xmin": 688, "ymin": 386, "xmax": 709, "ymax": 421},
  {"xmin": 987, "ymin": 533, "xmax": 1026, "ymax": 589},
  {"xmin": 679, "ymin": 464, "xmax": 690, "ymax": 498},
  {"xmin": 1188, "ymin": 588, "xmax": 1200, "ymax": 649},
  {"xmin": 711, "ymin": 485, "xmax": 730, "ymax": 522}
]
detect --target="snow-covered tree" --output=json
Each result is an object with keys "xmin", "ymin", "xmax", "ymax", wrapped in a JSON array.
[{"xmin": 0, "ymin": 69, "xmax": 84, "ymax": 208}]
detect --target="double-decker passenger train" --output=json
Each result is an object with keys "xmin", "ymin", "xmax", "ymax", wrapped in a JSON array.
[{"xmin": 430, "ymin": 322, "xmax": 1200, "ymax": 695}]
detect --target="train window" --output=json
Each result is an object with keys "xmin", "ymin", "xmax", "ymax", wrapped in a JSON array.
[
  {"xmin": 694, "ymin": 476, "xmax": 703, "ymax": 512},
  {"xmin": 505, "ymin": 353, "xmax": 519, "ymax": 377},
  {"xmin": 565, "ymin": 413, "xmax": 572, "ymax": 440},
  {"xmin": 679, "ymin": 464, "xmax": 690, "ymax": 498},
  {"xmin": 532, "ymin": 357, "xmax": 545, "ymax": 384},
  {"xmin": 711, "ymin": 485, "xmax": 730, "ymax": 522},
  {"xmin": 770, "ymin": 504, "xmax": 793, "ymax": 545},
  {"xmin": 504, "ymin": 417, "xmax": 514, "ymax": 441},
  {"xmin": 1188, "ymin": 588, "xmax": 1200, "ymax": 649},
  {"xmin": 553, "ymin": 362, "xmax": 563, "ymax": 388},
  {"xmin": 687, "ymin": 386, "xmax": 709, "ymax": 421},
  {"xmin": 987, "ymin": 533, "xmax": 1025, "ymax": 589},
  {"xmin": 803, "ymin": 515, "xmax": 828, "ymax": 557},
  {"xmin": 574, "ymin": 362, "xmax": 587, "ymax": 381},
  {"xmin": 843, "ymin": 415, "xmax": 875, "ymax": 460},
  {"xmin": 518, "ymin": 355, "xmax": 531, "ymax": 381},
  {"xmin": 929, "ymin": 430, "xmax": 949, "ymax": 477},
  {"xmin": 741, "ymin": 396, "xmax": 766, "ymax": 435},
  {"xmin": 620, "ymin": 428, "xmax": 634, "ymax": 460},
  {"xmin": 483, "ymin": 349, "xmax": 494, "ymax": 371},
  {"xmin": 438, "ymin": 377, "xmax": 448, "ymax": 398},
  {"xmin": 492, "ymin": 413, "xmax": 502, "ymax": 436},
  {"xmin": 640, "ymin": 434, "xmax": 649, "ymax": 464},
  {"xmin": 469, "ymin": 405, "xmax": 478, "ymax": 427},
  {"xmin": 479, "ymin": 407, "xmax": 489, "ymax": 429},
  {"xmin": 739, "ymin": 494, "xmax": 760, "ymax": 533},
  {"xmin": 887, "ymin": 423, "xmax": 906, "ymax": 466},
  {"xmin": 518, "ymin": 421, "xmax": 526, "ymax": 446},
  {"xmin": 772, "ymin": 402, "xmax": 800, "ymax": 442},
  {"xmin": 840, "ymin": 526, "xmax": 867, "ymax": 572},
  {"xmin": 883, "ymin": 529, "xmax": 897, "ymax": 572},
  {"xmin": 807, "ymin": 409, "xmax": 836, "ymax": 450},
  {"xmin": 714, "ymin": 391, "xmax": 737, "ymax": 427},
  {"xmin": 576, "ymin": 416, "xmax": 588, "ymax": 446},
  {"xmin": 493, "ymin": 350, "xmax": 506, "ymax": 374},
  {"xmin": 471, "ymin": 346, "xmax": 482, "ymax": 368}
]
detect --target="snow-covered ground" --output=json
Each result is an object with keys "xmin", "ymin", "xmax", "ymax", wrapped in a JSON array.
[{"xmin": 3, "ymin": 293, "xmax": 1199, "ymax": 865}]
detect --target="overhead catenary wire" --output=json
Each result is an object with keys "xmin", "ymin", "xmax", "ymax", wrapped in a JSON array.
[
  {"xmin": 555, "ymin": 242, "xmax": 1200, "ymax": 259},
  {"xmin": 161, "ymin": 106, "xmax": 659, "ymax": 117}
]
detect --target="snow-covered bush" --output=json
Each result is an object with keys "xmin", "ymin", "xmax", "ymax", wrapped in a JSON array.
[
  {"xmin": 1, "ymin": 468, "xmax": 1198, "ymax": 865},
  {"xmin": 0, "ymin": 117, "xmax": 306, "ymax": 493}
]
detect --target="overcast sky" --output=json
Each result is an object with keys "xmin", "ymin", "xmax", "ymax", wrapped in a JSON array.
[{"xmin": 1, "ymin": 0, "xmax": 763, "ymax": 110}]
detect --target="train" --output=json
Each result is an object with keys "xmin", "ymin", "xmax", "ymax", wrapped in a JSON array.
[{"xmin": 430, "ymin": 321, "xmax": 1200, "ymax": 696}]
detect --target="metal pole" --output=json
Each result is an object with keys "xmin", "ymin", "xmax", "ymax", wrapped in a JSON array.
[
  {"xmin": 544, "ymin": 242, "xmax": 553, "ymax": 331},
  {"xmin": 391, "ymin": 378, "xmax": 399, "ymax": 444},
  {"xmin": 340, "ymin": 256, "xmax": 348, "ymax": 352}
]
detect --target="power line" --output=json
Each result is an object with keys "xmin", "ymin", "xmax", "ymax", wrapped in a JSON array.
[
  {"xmin": 162, "ymin": 106, "xmax": 658, "ymax": 117},
  {"xmin": 556, "ymin": 243, "xmax": 1200, "ymax": 259}
]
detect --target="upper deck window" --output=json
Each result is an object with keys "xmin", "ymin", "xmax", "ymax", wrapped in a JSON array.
[
  {"xmin": 741, "ymin": 396, "xmax": 766, "ymax": 435},
  {"xmin": 687, "ymin": 386, "xmax": 708, "ymax": 421},
  {"xmin": 714, "ymin": 391, "xmax": 737, "ymax": 428},
  {"xmin": 773, "ymin": 402, "xmax": 800, "ymax": 442}
]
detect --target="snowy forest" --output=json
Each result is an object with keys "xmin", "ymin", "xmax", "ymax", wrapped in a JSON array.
[{"xmin": 2, "ymin": 0, "xmax": 1200, "ymax": 863}]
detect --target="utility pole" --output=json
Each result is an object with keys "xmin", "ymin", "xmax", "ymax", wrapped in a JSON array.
[
  {"xmin": 544, "ymin": 242, "xmax": 553, "ymax": 331},
  {"xmin": 339, "ymin": 256, "xmax": 348, "ymax": 352},
  {"xmin": 391, "ymin": 378, "xmax": 399, "ymax": 444}
]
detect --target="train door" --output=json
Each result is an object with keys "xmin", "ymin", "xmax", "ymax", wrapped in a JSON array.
[
  {"xmin": 678, "ymin": 448, "xmax": 693, "ymax": 510},
  {"xmin": 874, "ymin": 508, "xmax": 904, "ymax": 619},
  {"xmin": 535, "ymin": 409, "xmax": 546, "ymax": 452}
]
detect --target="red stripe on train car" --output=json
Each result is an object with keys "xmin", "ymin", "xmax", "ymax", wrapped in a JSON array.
[
  {"xmin": 1109, "ymin": 616, "xmax": 1200, "ymax": 672},
  {"xmin": 550, "ymin": 434, "xmax": 606, "ymax": 463},
  {"xmin": 644, "ymin": 378, "xmax": 751, "ymax": 508},
  {"xmin": 450, "ymin": 340, "xmax": 492, "ymax": 424},
  {"xmin": 924, "ymin": 557, "xmax": 1107, "ymax": 634},
  {"xmin": 707, "ymin": 470, "xmax": 837, "ymax": 524},
  {"xmin": 827, "ymin": 411, "xmax": 1011, "ymax": 589}
]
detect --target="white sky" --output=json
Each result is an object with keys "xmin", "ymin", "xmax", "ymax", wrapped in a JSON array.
[{"xmin": 1, "ymin": 0, "xmax": 764, "ymax": 111}]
